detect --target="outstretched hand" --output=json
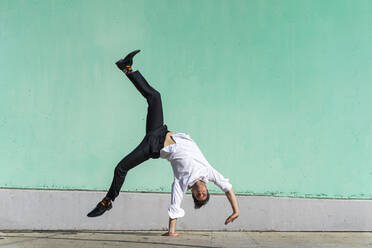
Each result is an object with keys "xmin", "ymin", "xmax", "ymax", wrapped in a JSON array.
[
  {"xmin": 162, "ymin": 232, "xmax": 180, "ymax": 237},
  {"xmin": 225, "ymin": 212, "xmax": 239, "ymax": 225}
]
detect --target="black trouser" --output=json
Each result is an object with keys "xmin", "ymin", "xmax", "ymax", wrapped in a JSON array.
[{"xmin": 106, "ymin": 71, "xmax": 168, "ymax": 201}]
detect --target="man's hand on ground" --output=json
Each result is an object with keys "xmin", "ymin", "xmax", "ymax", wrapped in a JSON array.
[
  {"xmin": 224, "ymin": 212, "xmax": 239, "ymax": 225},
  {"xmin": 162, "ymin": 232, "xmax": 180, "ymax": 237}
]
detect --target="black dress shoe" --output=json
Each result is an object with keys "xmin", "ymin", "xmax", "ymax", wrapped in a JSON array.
[
  {"xmin": 87, "ymin": 200, "xmax": 112, "ymax": 217},
  {"xmin": 115, "ymin": 49, "xmax": 141, "ymax": 70}
]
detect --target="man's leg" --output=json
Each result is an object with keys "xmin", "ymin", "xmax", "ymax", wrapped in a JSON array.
[
  {"xmin": 126, "ymin": 71, "xmax": 164, "ymax": 133},
  {"xmin": 106, "ymin": 137, "xmax": 150, "ymax": 201},
  {"xmin": 87, "ymin": 137, "xmax": 150, "ymax": 217},
  {"xmin": 116, "ymin": 49, "xmax": 165, "ymax": 133}
]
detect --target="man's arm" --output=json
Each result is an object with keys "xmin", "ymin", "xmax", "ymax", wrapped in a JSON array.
[
  {"xmin": 224, "ymin": 188, "xmax": 240, "ymax": 225},
  {"xmin": 162, "ymin": 179, "xmax": 185, "ymax": 237},
  {"xmin": 162, "ymin": 218, "xmax": 179, "ymax": 236},
  {"xmin": 207, "ymin": 167, "xmax": 239, "ymax": 224}
]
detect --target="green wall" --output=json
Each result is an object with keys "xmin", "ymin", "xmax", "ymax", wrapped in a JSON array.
[{"xmin": 1, "ymin": 0, "xmax": 372, "ymax": 199}]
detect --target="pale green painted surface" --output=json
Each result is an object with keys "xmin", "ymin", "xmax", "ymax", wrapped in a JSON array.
[{"xmin": 1, "ymin": 0, "xmax": 372, "ymax": 198}]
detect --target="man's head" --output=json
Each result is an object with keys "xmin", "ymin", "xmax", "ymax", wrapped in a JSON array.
[{"xmin": 191, "ymin": 181, "xmax": 210, "ymax": 209}]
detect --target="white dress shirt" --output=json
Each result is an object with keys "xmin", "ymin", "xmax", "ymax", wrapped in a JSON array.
[{"xmin": 160, "ymin": 132, "xmax": 232, "ymax": 219}]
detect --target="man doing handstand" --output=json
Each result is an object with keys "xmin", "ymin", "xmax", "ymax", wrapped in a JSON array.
[{"xmin": 87, "ymin": 50, "xmax": 240, "ymax": 236}]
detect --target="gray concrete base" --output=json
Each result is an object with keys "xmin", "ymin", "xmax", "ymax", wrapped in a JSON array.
[{"xmin": 1, "ymin": 188, "xmax": 372, "ymax": 231}]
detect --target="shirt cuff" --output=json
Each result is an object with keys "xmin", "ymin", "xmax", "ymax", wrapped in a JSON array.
[
  {"xmin": 168, "ymin": 206, "xmax": 185, "ymax": 219},
  {"xmin": 222, "ymin": 183, "xmax": 233, "ymax": 193}
]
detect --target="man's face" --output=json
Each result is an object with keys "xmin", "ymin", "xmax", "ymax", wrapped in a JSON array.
[{"xmin": 192, "ymin": 182, "xmax": 208, "ymax": 201}]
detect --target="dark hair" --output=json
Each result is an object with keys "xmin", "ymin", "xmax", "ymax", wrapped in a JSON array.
[{"xmin": 192, "ymin": 190, "xmax": 210, "ymax": 209}]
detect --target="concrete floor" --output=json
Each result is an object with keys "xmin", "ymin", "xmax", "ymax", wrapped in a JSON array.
[{"xmin": 1, "ymin": 231, "xmax": 372, "ymax": 248}]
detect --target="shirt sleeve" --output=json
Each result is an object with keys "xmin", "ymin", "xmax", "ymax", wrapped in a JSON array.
[
  {"xmin": 208, "ymin": 167, "xmax": 232, "ymax": 192},
  {"xmin": 168, "ymin": 178, "xmax": 185, "ymax": 219}
]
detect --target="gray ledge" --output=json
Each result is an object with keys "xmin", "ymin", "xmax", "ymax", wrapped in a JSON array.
[{"xmin": 1, "ymin": 189, "xmax": 371, "ymax": 231}]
